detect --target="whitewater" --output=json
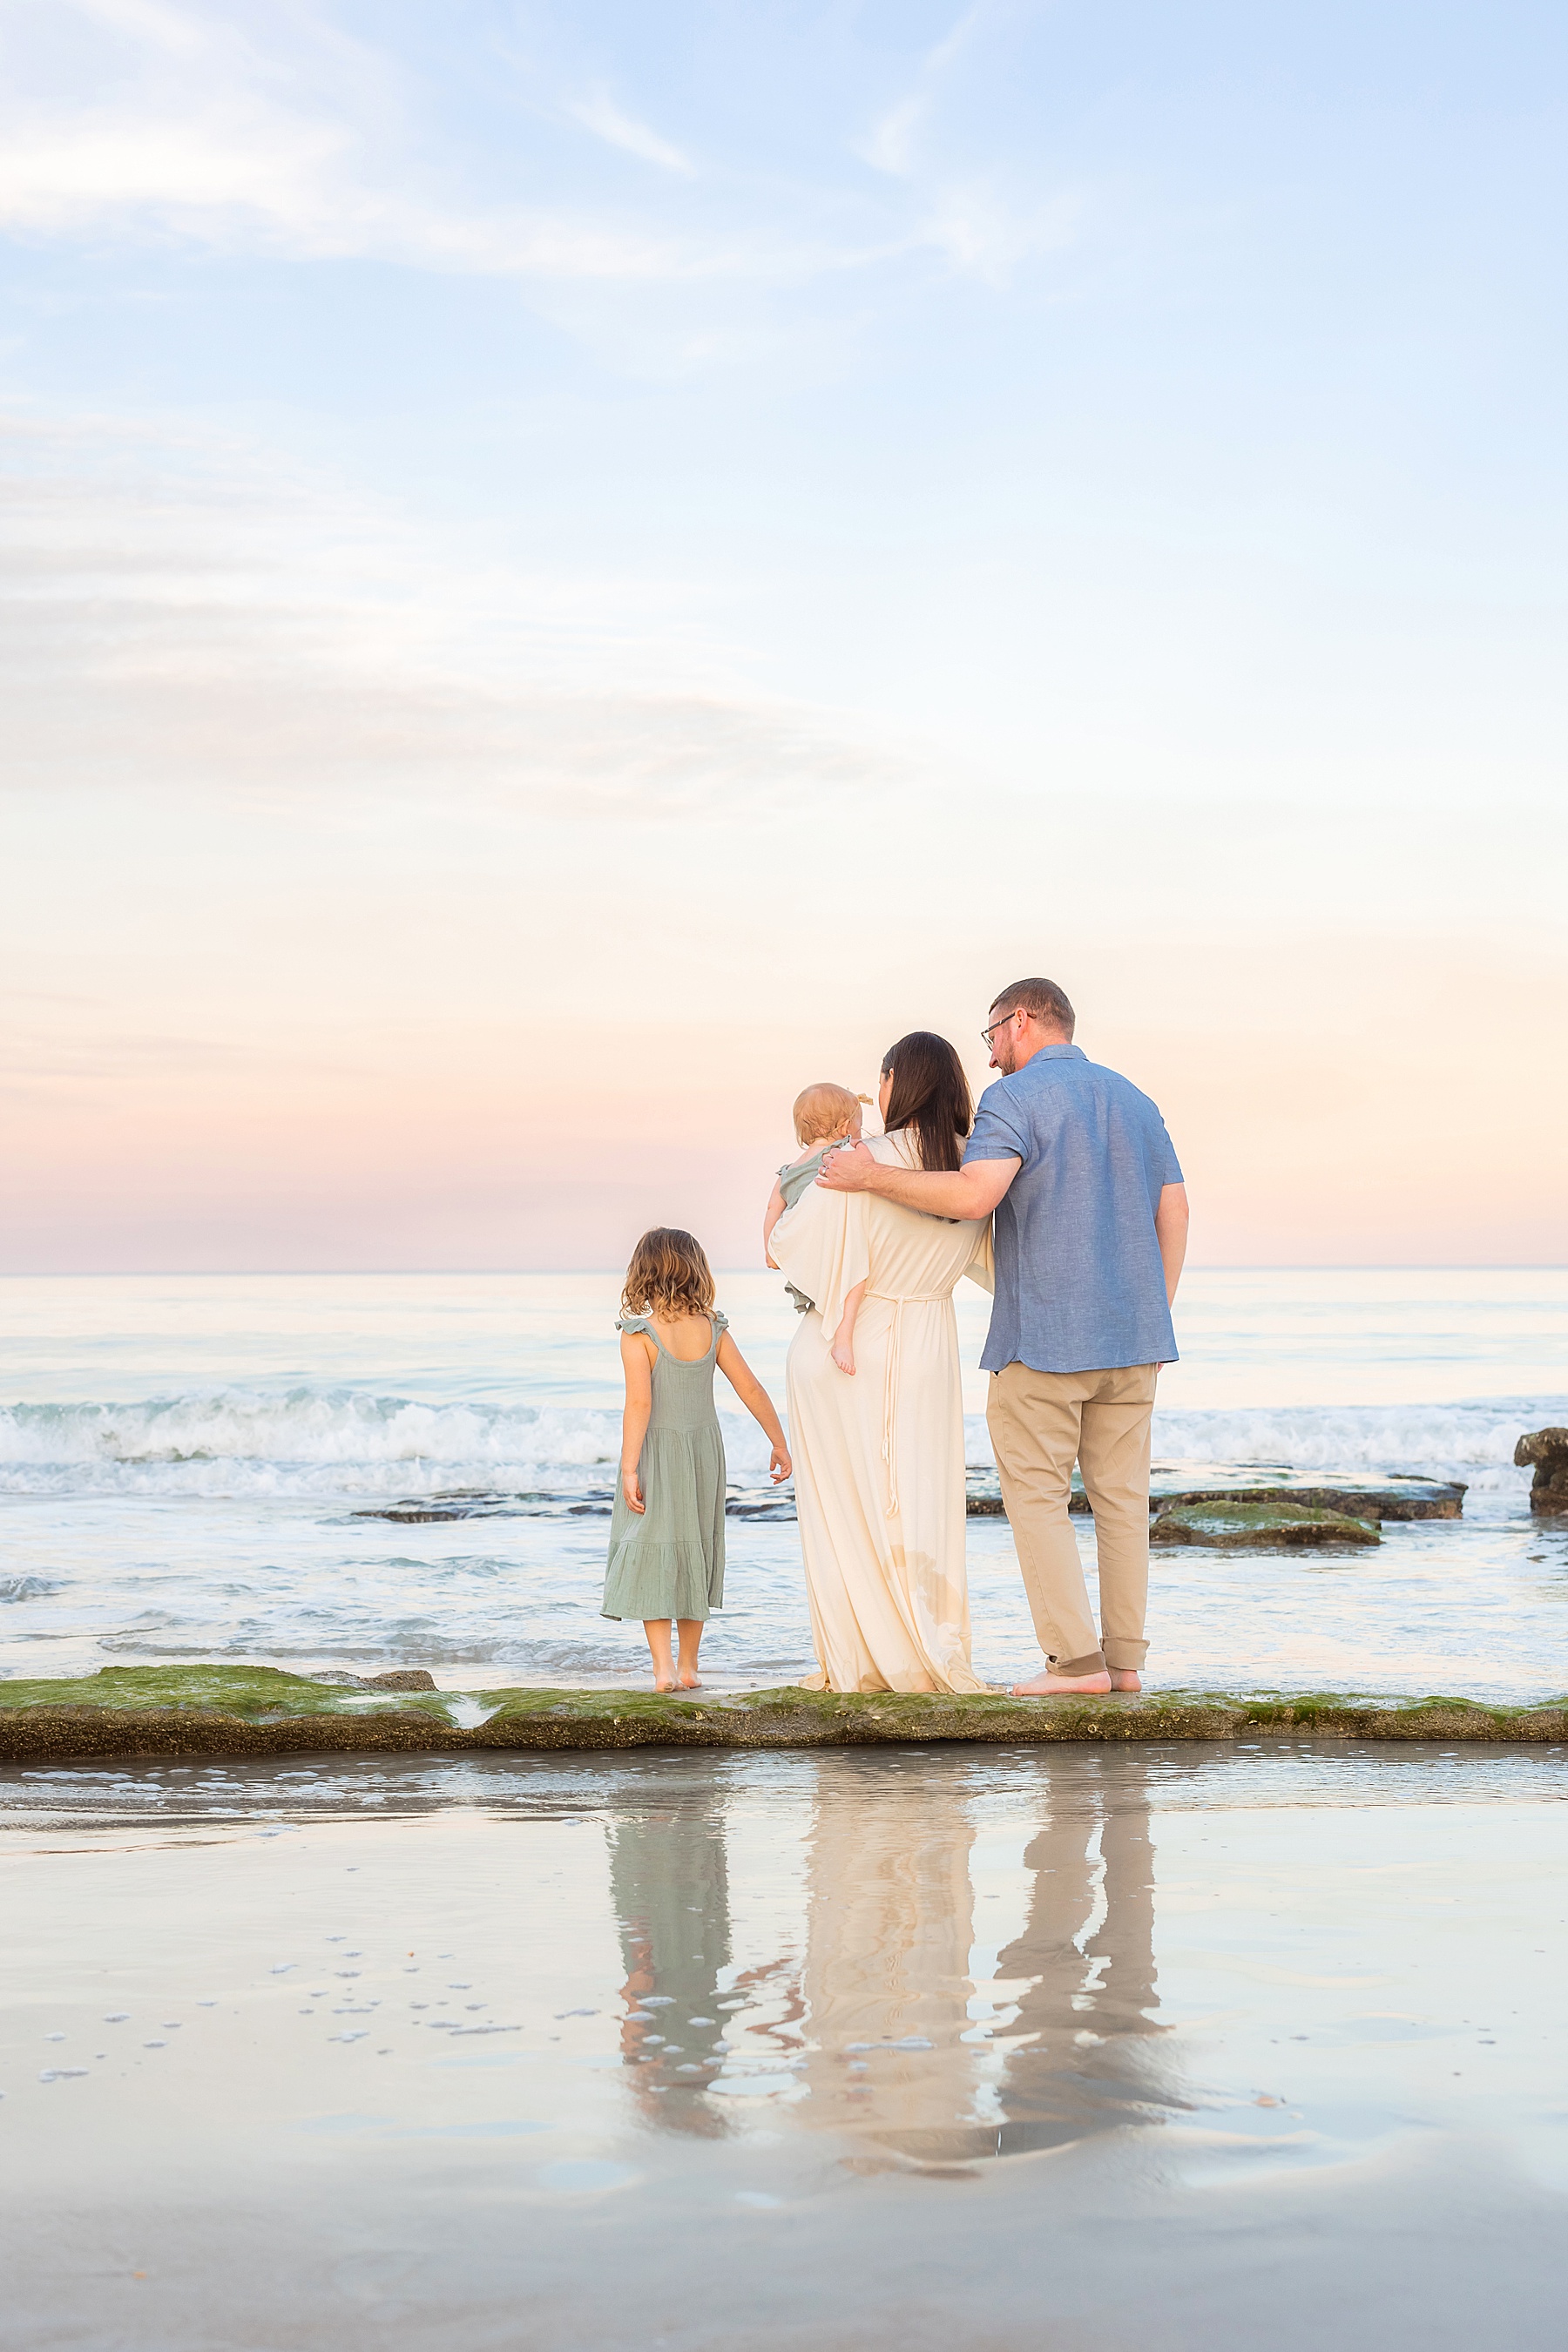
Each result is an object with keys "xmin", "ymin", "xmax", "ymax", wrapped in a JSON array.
[{"xmin": 2, "ymin": 1269, "xmax": 1565, "ymax": 1698}]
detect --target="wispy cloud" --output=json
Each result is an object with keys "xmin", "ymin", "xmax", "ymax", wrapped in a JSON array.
[
  {"xmin": 569, "ymin": 87, "xmax": 694, "ymax": 176},
  {"xmin": 0, "ymin": 1, "xmax": 690, "ymax": 276},
  {"xmin": 852, "ymin": 2, "xmax": 1072, "ymax": 285},
  {"xmin": 0, "ymin": 0, "xmax": 1077, "ymax": 299},
  {"xmin": 0, "ymin": 411, "xmax": 914, "ymax": 818}
]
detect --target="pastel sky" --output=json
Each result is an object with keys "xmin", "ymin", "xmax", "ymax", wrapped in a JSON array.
[{"xmin": 3, "ymin": 0, "xmax": 1565, "ymax": 1272}]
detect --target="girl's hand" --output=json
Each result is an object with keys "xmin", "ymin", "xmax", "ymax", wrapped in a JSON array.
[
  {"xmin": 622, "ymin": 1467, "xmax": 645, "ymax": 1514},
  {"xmin": 768, "ymin": 1444, "xmax": 792, "ymax": 1485}
]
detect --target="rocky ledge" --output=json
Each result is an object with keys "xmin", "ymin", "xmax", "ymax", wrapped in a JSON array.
[
  {"xmin": 1515, "ymin": 1428, "xmax": 1568, "ymax": 1515},
  {"xmin": 0, "ymin": 1666, "xmax": 1562, "ymax": 1765}
]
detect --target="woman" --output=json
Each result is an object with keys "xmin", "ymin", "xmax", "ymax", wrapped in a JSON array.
[{"xmin": 767, "ymin": 1031, "xmax": 993, "ymax": 1694}]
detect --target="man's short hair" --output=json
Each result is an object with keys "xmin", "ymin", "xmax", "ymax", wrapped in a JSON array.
[{"xmin": 990, "ymin": 977, "xmax": 1075, "ymax": 1037}]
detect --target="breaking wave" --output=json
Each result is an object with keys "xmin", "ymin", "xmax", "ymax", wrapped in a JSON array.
[{"xmin": 0, "ymin": 1385, "xmax": 1558, "ymax": 1499}]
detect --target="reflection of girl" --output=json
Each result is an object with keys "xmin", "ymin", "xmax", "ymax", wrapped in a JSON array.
[
  {"xmin": 768, "ymin": 1034, "xmax": 993, "ymax": 1695},
  {"xmin": 610, "ymin": 1808, "xmax": 734, "ymax": 2136},
  {"xmin": 604, "ymin": 1228, "xmax": 790, "ymax": 1693}
]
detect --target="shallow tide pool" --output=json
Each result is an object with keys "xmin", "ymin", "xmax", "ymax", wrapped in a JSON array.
[{"xmin": 3, "ymin": 1743, "xmax": 1565, "ymax": 2350}]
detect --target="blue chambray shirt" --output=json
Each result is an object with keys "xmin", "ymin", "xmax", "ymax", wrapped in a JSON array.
[{"xmin": 963, "ymin": 1044, "xmax": 1183, "ymax": 1375}]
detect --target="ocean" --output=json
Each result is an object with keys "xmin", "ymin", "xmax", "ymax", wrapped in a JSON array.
[{"xmin": 2, "ymin": 1267, "xmax": 1565, "ymax": 1700}]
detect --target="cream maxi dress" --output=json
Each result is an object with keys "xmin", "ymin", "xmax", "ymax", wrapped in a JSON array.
[{"xmin": 769, "ymin": 1132, "xmax": 993, "ymax": 1694}]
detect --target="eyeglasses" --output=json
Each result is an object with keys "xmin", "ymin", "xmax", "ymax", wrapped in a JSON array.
[{"xmin": 980, "ymin": 1010, "xmax": 1023, "ymax": 1046}]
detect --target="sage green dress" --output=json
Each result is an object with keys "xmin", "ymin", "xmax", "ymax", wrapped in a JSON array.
[{"xmin": 603, "ymin": 1312, "xmax": 728, "ymax": 1623}]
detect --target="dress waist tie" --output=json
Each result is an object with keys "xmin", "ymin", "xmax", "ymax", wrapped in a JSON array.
[{"xmin": 866, "ymin": 1292, "xmax": 948, "ymax": 1520}]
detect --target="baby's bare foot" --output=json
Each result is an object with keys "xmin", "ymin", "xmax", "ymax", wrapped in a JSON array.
[{"xmin": 831, "ymin": 1348, "xmax": 855, "ymax": 1375}]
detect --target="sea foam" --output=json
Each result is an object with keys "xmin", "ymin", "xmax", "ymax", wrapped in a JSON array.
[{"xmin": 0, "ymin": 1386, "xmax": 1555, "ymax": 1498}]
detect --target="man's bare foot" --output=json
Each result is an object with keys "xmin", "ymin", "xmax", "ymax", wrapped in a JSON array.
[
  {"xmin": 1108, "ymin": 1668, "xmax": 1141, "ymax": 1693},
  {"xmin": 1010, "ymin": 1668, "xmax": 1114, "ymax": 1697}
]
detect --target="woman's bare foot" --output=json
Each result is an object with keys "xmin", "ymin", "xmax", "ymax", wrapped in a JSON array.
[
  {"xmin": 1010, "ymin": 1667, "xmax": 1113, "ymax": 1697},
  {"xmin": 1108, "ymin": 1668, "xmax": 1141, "ymax": 1693}
]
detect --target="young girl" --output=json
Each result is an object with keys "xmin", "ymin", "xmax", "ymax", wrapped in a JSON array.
[{"xmin": 604, "ymin": 1227, "xmax": 791, "ymax": 1693}]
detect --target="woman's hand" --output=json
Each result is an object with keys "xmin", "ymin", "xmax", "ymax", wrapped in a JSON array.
[
  {"xmin": 768, "ymin": 1444, "xmax": 792, "ymax": 1485},
  {"xmin": 621, "ymin": 1466, "xmax": 645, "ymax": 1514}
]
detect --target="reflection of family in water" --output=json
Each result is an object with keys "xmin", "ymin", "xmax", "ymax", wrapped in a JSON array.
[{"xmin": 606, "ymin": 1755, "xmax": 1177, "ymax": 2166}]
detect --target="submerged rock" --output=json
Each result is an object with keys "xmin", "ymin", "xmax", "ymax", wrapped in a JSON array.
[
  {"xmin": 1514, "ymin": 1428, "xmax": 1568, "ymax": 1514},
  {"xmin": 1151, "ymin": 1498, "xmax": 1381, "ymax": 1548}
]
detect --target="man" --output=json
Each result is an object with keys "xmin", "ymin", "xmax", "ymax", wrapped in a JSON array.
[{"xmin": 818, "ymin": 977, "xmax": 1187, "ymax": 1696}]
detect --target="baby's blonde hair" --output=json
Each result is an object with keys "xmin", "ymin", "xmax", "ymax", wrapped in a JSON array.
[{"xmin": 793, "ymin": 1081, "xmax": 869, "ymax": 1146}]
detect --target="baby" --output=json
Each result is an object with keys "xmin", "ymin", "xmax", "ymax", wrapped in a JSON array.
[{"xmin": 763, "ymin": 1082, "xmax": 871, "ymax": 1377}]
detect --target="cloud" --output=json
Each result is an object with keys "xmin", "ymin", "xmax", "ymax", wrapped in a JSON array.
[
  {"xmin": 852, "ymin": 3, "xmax": 1074, "ymax": 283},
  {"xmin": 0, "ymin": 0, "xmax": 1078, "ymax": 299},
  {"xmin": 858, "ymin": 95, "xmax": 927, "ymax": 177},
  {"xmin": 0, "ymin": 0, "xmax": 692, "ymax": 277},
  {"xmin": 0, "ymin": 410, "xmax": 916, "ymax": 818},
  {"xmin": 921, "ymin": 184, "xmax": 1081, "ymax": 285},
  {"xmin": 569, "ymin": 87, "xmax": 694, "ymax": 177}
]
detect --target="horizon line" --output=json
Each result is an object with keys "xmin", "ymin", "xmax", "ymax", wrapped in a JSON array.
[{"xmin": 1, "ymin": 1264, "xmax": 1565, "ymax": 1280}]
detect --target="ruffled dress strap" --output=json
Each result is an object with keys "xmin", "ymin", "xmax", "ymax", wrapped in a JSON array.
[
  {"xmin": 617, "ymin": 1313, "xmax": 656, "ymax": 1336},
  {"xmin": 710, "ymin": 1308, "xmax": 729, "ymax": 1334}
]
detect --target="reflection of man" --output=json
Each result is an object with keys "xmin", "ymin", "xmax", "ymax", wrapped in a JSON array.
[
  {"xmin": 820, "ymin": 976, "xmax": 1188, "ymax": 1695},
  {"xmin": 994, "ymin": 1761, "xmax": 1168, "ymax": 2153}
]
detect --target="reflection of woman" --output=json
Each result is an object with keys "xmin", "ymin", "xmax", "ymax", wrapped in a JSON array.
[
  {"xmin": 768, "ymin": 1033, "xmax": 993, "ymax": 1694},
  {"xmin": 797, "ymin": 1759, "xmax": 979, "ymax": 2165}
]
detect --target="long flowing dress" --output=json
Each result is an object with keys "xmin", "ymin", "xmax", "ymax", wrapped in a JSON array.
[{"xmin": 769, "ymin": 1132, "xmax": 992, "ymax": 1694}]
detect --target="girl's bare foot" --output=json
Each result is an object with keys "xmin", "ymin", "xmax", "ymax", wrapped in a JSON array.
[
  {"xmin": 1108, "ymin": 1668, "xmax": 1142, "ymax": 1693},
  {"xmin": 677, "ymin": 1672, "xmax": 702, "ymax": 1690},
  {"xmin": 653, "ymin": 1676, "xmax": 676, "ymax": 1693}
]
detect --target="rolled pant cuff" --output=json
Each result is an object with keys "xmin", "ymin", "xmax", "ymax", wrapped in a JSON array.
[
  {"xmin": 1053, "ymin": 1650, "xmax": 1107, "ymax": 1678},
  {"xmin": 1104, "ymin": 1641, "xmax": 1149, "ymax": 1671}
]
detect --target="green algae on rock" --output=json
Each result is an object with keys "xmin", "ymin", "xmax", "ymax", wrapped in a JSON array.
[
  {"xmin": 1151, "ymin": 1498, "xmax": 1381, "ymax": 1548},
  {"xmin": 1, "ymin": 1665, "xmax": 1565, "ymax": 1763}
]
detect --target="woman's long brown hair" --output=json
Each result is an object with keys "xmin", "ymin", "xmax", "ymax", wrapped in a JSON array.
[{"xmin": 880, "ymin": 1032, "xmax": 972, "ymax": 1173}]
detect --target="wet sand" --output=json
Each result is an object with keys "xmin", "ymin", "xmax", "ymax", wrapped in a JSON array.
[{"xmin": 3, "ymin": 1744, "xmax": 1565, "ymax": 2350}]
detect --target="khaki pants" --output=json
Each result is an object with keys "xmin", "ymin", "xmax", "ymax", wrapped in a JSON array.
[{"xmin": 986, "ymin": 1361, "xmax": 1159, "ymax": 1676}]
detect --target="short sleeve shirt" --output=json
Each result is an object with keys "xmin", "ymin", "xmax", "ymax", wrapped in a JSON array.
[{"xmin": 963, "ymin": 1044, "xmax": 1183, "ymax": 1375}]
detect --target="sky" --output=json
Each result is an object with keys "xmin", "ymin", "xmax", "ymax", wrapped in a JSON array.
[{"xmin": 3, "ymin": 0, "xmax": 1565, "ymax": 1272}]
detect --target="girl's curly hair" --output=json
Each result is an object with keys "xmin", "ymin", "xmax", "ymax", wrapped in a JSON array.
[{"xmin": 620, "ymin": 1227, "xmax": 716, "ymax": 1323}]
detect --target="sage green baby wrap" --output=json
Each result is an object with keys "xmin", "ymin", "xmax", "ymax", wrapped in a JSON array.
[{"xmin": 603, "ymin": 1311, "xmax": 728, "ymax": 1622}]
